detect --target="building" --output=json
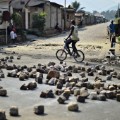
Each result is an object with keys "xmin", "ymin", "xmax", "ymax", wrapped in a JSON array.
[
  {"xmin": 0, "ymin": 0, "xmax": 9, "ymax": 29},
  {"xmin": 11, "ymin": 0, "xmax": 63, "ymax": 30}
]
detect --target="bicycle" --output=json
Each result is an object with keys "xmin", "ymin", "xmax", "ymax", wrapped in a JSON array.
[{"xmin": 56, "ymin": 40, "xmax": 85, "ymax": 63}]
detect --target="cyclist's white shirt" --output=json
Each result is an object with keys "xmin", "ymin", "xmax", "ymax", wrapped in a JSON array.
[{"xmin": 71, "ymin": 25, "xmax": 79, "ymax": 41}]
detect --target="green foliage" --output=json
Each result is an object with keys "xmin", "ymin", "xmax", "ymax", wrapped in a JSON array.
[
  {"xmin": 101, "ymin": 10, "xmax": 116, "ymax": 20},
  {"xmin": 114, "ymin": 17, "xmax": 120, "ymax": 24},
  {"xmin": 11, "ymin": 12, "xmax": 22, "ymax": 27},
  {"xmin": 118, "ymin": 36, "xmax": 120, "ymax": 42},
  {"xmin": 32, "ymin": 12, "xmax": 46, "ymax": 32},
  {"xmin": 71, "ymin": 0, "xmax": 80, "ymax": 11},
  {"xmin": 115, "ymin": 9, "xmax": 120, "ymax": 18}
]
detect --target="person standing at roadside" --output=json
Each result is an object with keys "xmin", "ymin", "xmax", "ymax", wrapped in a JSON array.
[
  {"xmin": 109, "ymin": 20, "xmax": 115, "ymax": 42},
  {"xmin": 10, "ymin": 29, "xmax": 16, "ymax": 44}
]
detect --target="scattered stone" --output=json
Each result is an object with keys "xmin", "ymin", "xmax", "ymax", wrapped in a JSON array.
[
  {"xmin": 0, "ymin": 73, "xmax": 5, "ymax": 78},
  {"xmin": 90, "ymin": 91, "xmax": 98, "ymax": 100},
  {"xmin": 100, "ymin": 65, "xmax": 105, "ymax": 70},
  {"xmin": 81, "ymin": 67, "xmax": 85, "ymax": 71},
  {"xmin": 106, "ymin": 91, "xmax": 115, "ymax": 99},
  {"xmin": 0, "ymin": 89, "xmax": 7, "ymax": 96},
  {"xmin": 81, "ymin": 77, "xmax": 88, "ymax": 82},
  {"xmin": 57, "ymin": 96, "xmax": 66, "ymax": 104},
  {"xmin": 84, "ymin": 62, "xmax": 89, "ymax": 66},
  {"xmin": 86, "ymin": 68, "xmax": 91, "ymax": 73},
  {"xmin": 8, "ymin": 59, "xmax": 13, "ymax": 63},
  {"xmin": 48, "ymin": 78, "xmax": 57, "ymax": 86},
  {"xmin": 20, "ymin": 84, "xmax": 28, "ymax": 90},
  {"xmin": 100, "ymin": 90, "xmax": 107, "ymax": 95},
  {"xmin": 97, "ymin": 94, "xmax": 106, "ymax": 101},
  {"xmin": 66, "ymin": 71, "xmax": 72, "ymax": 76},
  {"xmin": 46, "ymin": 90, "xmax": 55, "ymax": 98},
  {"xmin": 0, "ymin": 110, "xmax": 6, "ymax": 120},
  {"xmin": 72, "ymin": 68, "xmax": 78, "ymax": 73},
  {"xmin": 35, "ymin": 73, "xmax": 43, "ymax": 84},
  {"xmin": 19, "ymin": 73, "xmax": 25, "ymax": 81},
  {"xmin": 117, "ymin": 73, "xmax": 120, "ymax": 80},
  {"xmin": 56, "ymin": 82, "xmax": 63, "ymax": 89},
  {"xmin": 109, "ymin": 85, "xmax": 115, "ymax": 91},
  {"xmin": 77, "ymin": 95, "xmax": 85, "ymax": 103},
  {"xmin": 47, "ymin": 70, "xmax": 60, "ymax": 79},
  {"xmin": 48, "ymin": 62, "xmax": 55, "ymax": 66},
  {"xmin": 40, "ymin": 92, "xmax": 47, "ymax": 98},
  {"xmin": 17, "ymin": 56, "xmax": 21, "ymax": 60},
  {"xmin": 116, "ymin": 94, "xmax": 120, "ymax": 102},
  {"xmin": 106, "ymin": 75, "xmax": 112, "ymax": 81},
  {"xmin": 88, "ymin": 71, "xmax": 94, "ymax": 76},
  {"xmin": 69, "ymin": 77, "xmax": 79, "ymax": 83},
  {"xmin": 68, "ymin": 102, "xmax": 79, "ymax": 112},
  {"xmin": 9, "ymin": 106, "xmax": 19, "ymax": 116},
  {"xmin": 74, "ymin": 89, "xmax": 80, "ymax": 96},
  {"xmin": 94, "ymin": 81, "xmax": 104, "ymax": 89},
  {"xmin": 34, "ymin": 105, "xmax": 44, "ymax": 115},
  {"xmin": 102, "ymin": 70, "xmax": 107, "ymax": 76},
  {"xmin": 95, "ymin": 65, "xmax": 100, "ymax": 70},
  {"xmin": 80, "ymin": 87, "xmax": 89, "ymax": 98},
  {"xmin": 10, "ymin": 56, "xmax": 14, "ymax": 59},
  {"xmin": 62, "ymin": 90, "xmax": 70, "ymax": 100},
  {"xmin": 27, "ymin": 82, "xmax": 37, "ymax": 90},
  {"xmin": 80, "ymin": 72, "xmax": 85, "ymax": 78},
  {"xmin": 55, "ymin": 89, "xmax": 63, "ymax": 96}
]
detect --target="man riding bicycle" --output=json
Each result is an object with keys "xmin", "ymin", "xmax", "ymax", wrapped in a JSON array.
[{"xmin": 65, "ymin": 20, "xmax": 79, "ymax": 56}]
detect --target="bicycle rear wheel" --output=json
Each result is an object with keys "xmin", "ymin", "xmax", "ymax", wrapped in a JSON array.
[
  {"xmin": 73, "ymin": 50, "xmax": 85, "ymax": 63},
  {"xmin": 56, "ymin": 49, "xmax": 67, "ymax": 61}
]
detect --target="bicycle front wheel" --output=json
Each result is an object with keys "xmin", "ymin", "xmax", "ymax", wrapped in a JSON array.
[
  {"xmin": 56, "ymin": 49, "xmax": 67, "ymax": 61},
  {"xmin": 73, "ymin": 50, "xmax": 85, "ymax": 63}
]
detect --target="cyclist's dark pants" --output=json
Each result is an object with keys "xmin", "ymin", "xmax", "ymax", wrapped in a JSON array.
[{"xmin": 65, "ymin": 39, "xmax": 77, "ymax": 54}]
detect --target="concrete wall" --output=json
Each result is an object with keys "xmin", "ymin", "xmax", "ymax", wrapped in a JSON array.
[
  {"xmin": 50, "ymin": 6, "xmax": 57, "ymax": 28},
  {"xmin": 44, "ymin": 2, "xmax": 51, "ymax": 29}
]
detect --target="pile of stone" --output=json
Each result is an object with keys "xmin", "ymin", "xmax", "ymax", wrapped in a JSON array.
[{"xmin": 1, "ymin": 55, "xmax": 120, "ymax": 114}]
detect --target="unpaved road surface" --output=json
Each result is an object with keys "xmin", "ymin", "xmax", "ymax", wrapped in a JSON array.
[{"xmin": 0, "ymin": 23, "xmax": 120, "ymax": 120}]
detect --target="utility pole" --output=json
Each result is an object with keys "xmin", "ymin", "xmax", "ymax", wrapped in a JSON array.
[{"xmin": 64, "ymin": 0, "xmax": 66, "ymax": 30}]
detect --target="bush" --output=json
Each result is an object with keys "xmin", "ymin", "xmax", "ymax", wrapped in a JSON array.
[
  {"xmin": 11, "ymin": 12, "xmax": 22, "ymax": 27},
  {"xmin": 32, "ymin": 12, "xmax": 46, "ymax": 33}
]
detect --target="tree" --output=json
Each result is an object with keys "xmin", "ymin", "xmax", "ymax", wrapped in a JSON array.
[
  {"xmin": 115, "ymin": 9, "xmax": 120, "ymax": 18},
  {"xmin": 71, "ymin": 0, "xmax": 80, "ymax": 12},
  {"xmin": 11, "ymin": 12, "xmax": 22, "ymax": 27},
  {"xmin": 32, "ymin": 12, "xmax": 46, "ymax": 32}
]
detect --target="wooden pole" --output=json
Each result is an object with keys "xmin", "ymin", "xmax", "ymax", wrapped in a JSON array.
[{"xmin": 6, "ymin": 21, "xmax": 7, "ymax": 44}]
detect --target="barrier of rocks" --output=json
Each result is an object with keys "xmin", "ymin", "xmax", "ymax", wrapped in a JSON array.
[{"xmin": 0, "ymin": 56, "xmax": 120, "ymax": 117}]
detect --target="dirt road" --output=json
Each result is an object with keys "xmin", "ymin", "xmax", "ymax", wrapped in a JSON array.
[{"xmin": 0, "ymin": 23, "xmax": 120, "ymax": 120}]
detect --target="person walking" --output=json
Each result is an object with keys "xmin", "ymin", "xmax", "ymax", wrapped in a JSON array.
[{"xmin": 109, "ymin": 20, "xmax": 115, "ymax": 42}]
